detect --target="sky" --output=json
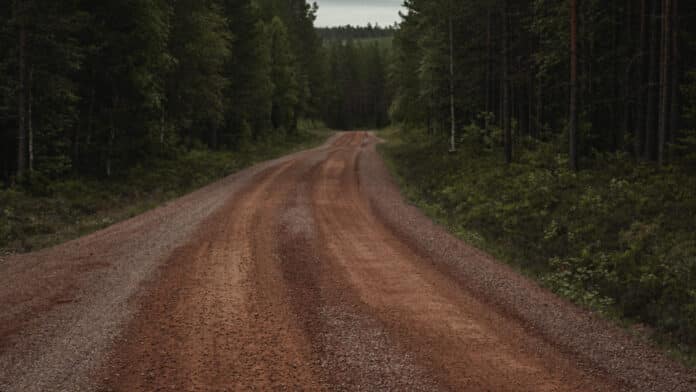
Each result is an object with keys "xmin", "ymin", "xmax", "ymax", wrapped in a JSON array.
[{"xmin": 314, "ymin": 0, "xmax": 405, "ymax": 27}]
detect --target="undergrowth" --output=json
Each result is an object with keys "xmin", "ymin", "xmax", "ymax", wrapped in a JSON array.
[
  {"xmin": 379, "ymin": 127, "xmax": 696, "ymax": 366},
  {"xmin": 0, "ymin": 128, "xmax": 330, "ymax": 254}
]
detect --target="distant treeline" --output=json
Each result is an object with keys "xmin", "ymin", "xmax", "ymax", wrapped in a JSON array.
[
  {"xmin": 323, "ymin": 39, "xmax": 391, "ymax": 130},
  {"xmin": 316, "ymin": 24, "xmax": 396, "ymax": 42},
  {"xmin": 316, "ymin": 24, "xmax": 393, "ymax": 130}
]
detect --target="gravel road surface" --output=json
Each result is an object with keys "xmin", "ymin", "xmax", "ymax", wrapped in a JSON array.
[{"xmin": 1, "ymin": 132, "xmax": 694, "ymax": 391}]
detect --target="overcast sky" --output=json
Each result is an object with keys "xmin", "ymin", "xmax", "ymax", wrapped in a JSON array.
[{"xmin": 314, "ymin": 0, "xmax": 404, "ymax": 27}]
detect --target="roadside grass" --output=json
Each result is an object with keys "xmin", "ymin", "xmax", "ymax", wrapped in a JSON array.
[
  {"xmin": 0, "ymin": 127, "xmax": 332, "ymax": 255},
  {"xmin": 377, "ymin": 126, "xmax": 696, "ymax": 367}
]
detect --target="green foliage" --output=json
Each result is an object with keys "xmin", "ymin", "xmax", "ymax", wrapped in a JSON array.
[
  {"xmin": 167, "ymin": 0, "xmax": 231, "ymax": 146},
  {"xmin": 391, "ymin": 0, "xmax": 696, "ymax": 165},
  {"xmin": 542, "ymin": 253, "xmax": 616, "ymax": 314},
  {"xmin": 1, "ymin": 0, "xmax": 324, "ymax": 181},
  {"xmin": 0, "ymin": 128, "xmax": 329, "ymax": 254},
  {"xmin": 0, "ymin": 0, "xmax": 329, "ymax": 248},
  {"xmin": 381, "ymin": 128, "xmax": 696, "ymax": 357},
  {"xmin": 269, "ymin": 16, "xmax": 300, "ymax": 132},
  {"xmin": 322, "ymin": 39, "xmax": 391, "ymax": 129}
]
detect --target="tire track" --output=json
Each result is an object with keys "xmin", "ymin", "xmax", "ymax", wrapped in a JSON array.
[{"xmin": 309, "ymin": 133, "xmax": 621, "ymax": 391}]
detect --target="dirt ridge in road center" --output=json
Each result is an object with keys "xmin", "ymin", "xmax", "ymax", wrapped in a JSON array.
[{"xmin": 0, "ymin": 134, "xmax": 342, "ymax": 392}]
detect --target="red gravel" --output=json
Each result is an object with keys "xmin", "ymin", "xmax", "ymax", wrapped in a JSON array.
[
  {"xmin": 0, "ymin": 131, "xmax": 693, "ymax": 391},
  {"xmin": 361, "ymin": 133, "xmax": 696, "ymax": 391}
]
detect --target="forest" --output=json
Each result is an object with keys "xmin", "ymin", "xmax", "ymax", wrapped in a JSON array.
[
  {"xmin": 2, "ymin": 0, "xmax": 696, "ymax": 362},
  {"xmin": 385, "ymin": 0, "xmax": 696, "ymax": 359},
  {"xmin": 390, "ymin": 0, "xmax": 696, "ymax": 166},
  {"xmin": 0, "ymin": 3, "xmax": 393, "ymax": 183},
  {"xmin": 0, "ymin": 0, "xmax": 324, "ymax": 182},
  {"xmin": 0, "ymin": 1, "xmax": 391, "ymax": 252},
  {"xmin": 320, "ymin": 25, "xmax": 392, "ymax": 129}
]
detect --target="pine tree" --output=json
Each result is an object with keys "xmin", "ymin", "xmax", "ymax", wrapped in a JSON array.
[
  {"xmin": 569, "ymin": 0, "xmax": 578, "ymax": 171},
  {"xmin": 221, "ymin": 0, "xmax": 272, "ymax": 144},
  {"xmin": 269, "ymin": 16, "xmax": 299, "ymax": 133},
  {"xmin": 168, "ymin": 0, "xmax": 231, "ymax": 149}
]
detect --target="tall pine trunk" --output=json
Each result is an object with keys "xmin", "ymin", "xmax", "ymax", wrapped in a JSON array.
[
  {"xmin": 644, "ymin": 0, "xmax": 659, "ymax": 161},
  {"xmin": 502, "ymin": 2, "xmax": 512, "ymax": 164},
  {"xmin": 537, "ymin": 80, "xmax": 543, "ymax": 138},
  {"xmin": 107, "ymin": 95, "xmax": 119, "ymax": 178},
  {"xmin": 16, "ymin": 0, "xmax": 27, "ymax": 179},
  {"xmin": 528, "ymin": 73, "xmax": 534, "ymax": 137},
  {"xmin": 28, "ymin": 66, "xmax": 33, "ymax": 173},
  {"xmin": 635, "ymin": 0, "xmax": 648, "ymax": 158},
  {"xmin": 159, "ymin": 106, "xmax": 166, "ymax": 146},
  {"xmin": 485, "ymin": 9, "xmax": 492, "ymax": 131},
  {"xmin": 658, "ymin": 0, "xmax": 671, "ymax": 166},
  {"xmin": 623, "ymin": 0, "xmax": 633, "ymax": 151},
  {"xmin": 449, "ymin": 15, "xmax": 456, "ymax": 152},
  {"xmin": 86, "ymin": 81, "xmax": 96, "ymax": 149},
  {"xmin": 669, "ymin": 0, "xmax": 679, "ymax": 150},
  {"xmin": 569, "ymin": 0, "xmax": 578, "ymax": 171}
]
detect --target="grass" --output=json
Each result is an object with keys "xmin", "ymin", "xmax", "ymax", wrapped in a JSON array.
[
  {"xmin": 0, "ymin": 127, "xmax": 332, "ymax": 255},
  {"xmin": 377, "ymin": 126, "xmax": 696, "ymax": 367}
]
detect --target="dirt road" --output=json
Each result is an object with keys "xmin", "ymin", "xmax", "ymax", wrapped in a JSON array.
[{"xmin": 1, "ymin": 132, "xmax": 694, "ymax": 391}]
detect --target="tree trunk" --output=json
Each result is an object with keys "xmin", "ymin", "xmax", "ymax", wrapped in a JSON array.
[
  {"xmin": 499, "ymin": 75, "xmax": 504, "ymax": 127},
  {"xmin": 427, "ymin": 90, "xmax": 434, "ymax": 136},
  {"xmin": 449, "ymin": 15, "xmax": 456, "ymax": 152},
  {"xmin": 537, "ymin": 81, "xmax": 543, "ymax": 138},
  {"xmin": 502, "ymin": 2, "xmax": 512, "ymax": 164},
  {"xmin": 644, "ymin": 0, "xmax": 659, "ymax": 161},
  {"xmin": 106, "ymin": 127, "xmax": 114, "ymax": 177},
  {"xmin": 485, "ymin": 8, "xmax": 492, "ymax": 128},
  {"xmin": 28, "ymin": 65, "xmax": 33, "ymax": 173},
  {"xmin": 427, "ymin": 109, "xmax": 432, "ymax": 136},
  {"xmin": 669, "ymin": 0, "xmax": 679, "ymax": 149},
  {"xmin": 86, "ymin": 82, "xmax": 96, "ymax": 149},
  {"xmin": 159, "ymin": 106, "xmax": 166, "ymax": 146},
  {"xmin": 528, "ymin": 73, "xmax": 534, "ymax": 138},
  {"xmin": 569, "ymin": 0, "xmax": 578, "ymax": 171},
  {"xmin": 210, "ymin": 125, "xmax": 218, "ymax": 150},
  {"xmin": 16, "ymin": 1, "xmax": 27, "ymax": 179},
  {"xmin": 635, "ymin": 0, "xmax": 647, "ymax": 158},
  {"xmin": 624, "ymin": 0, "xmax": 634, "ymax": 150},
  {"xmin": 107, "ymin": 95, "xmax": 119, "ymax": 178},
  {"xmin": 658, "ymin": 0, "xmax": 671, "ymax": 166},
  {"xmin": 609, "ymin": 3, "xmax": 617, "ymax": 151}
]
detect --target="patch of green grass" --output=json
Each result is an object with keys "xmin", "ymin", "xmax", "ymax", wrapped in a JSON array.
[
  {"xmin": 0, "ymin": 127, "xmax": 332, "ymax": 254},
  {"xmin": 377, "ymin": 127, "xmax": 696, "ymax": 366}
]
